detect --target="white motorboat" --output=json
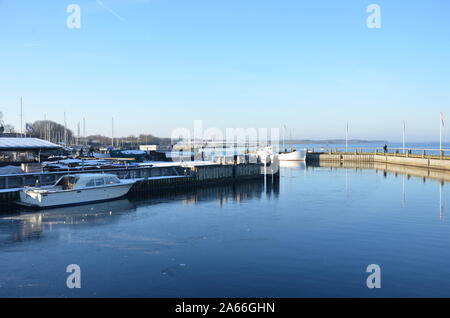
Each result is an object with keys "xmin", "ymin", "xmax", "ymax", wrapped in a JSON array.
[
  {"xmin": 18, "ymin": 173, "xmax": 136, "ymax": 208},
  {"xmin": 278, "ymin": 149, "xmax": 306, "ymax": 161}
]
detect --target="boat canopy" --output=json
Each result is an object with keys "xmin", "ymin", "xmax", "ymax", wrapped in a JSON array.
[{"xmin": 54, "ymin": 174, "xmax": 121, "ymax": 190}]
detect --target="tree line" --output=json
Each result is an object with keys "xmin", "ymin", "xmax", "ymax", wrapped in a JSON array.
[
  {"xmin": 1, "ymin": 116, "xmax": 170, "ymax": 146},
  {"xmin": 30, "ymin": 120, "xmax": 170, "ymax": 147}
]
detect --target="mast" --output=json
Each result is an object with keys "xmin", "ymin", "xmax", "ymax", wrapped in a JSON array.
[
  {"xmin": 43, "ymin": 114, "xmax": 46, "ymax": 140},
  {"xmin": 20, "ymin": 97, "xmax": 23, "ymax": 136},
  {"xmin": 290, "ymin": 129, "xmax": 293, "ymax": 151},
  {"xmin": 346, "ymin": 122, "xmax": 349, "ymax": 152},
  {"xmin": 64, "ymin": 112, "xmax": 67, "ymax": 146},
  {"xmin": 83, "ymin": 117, "xmax": 86, "ymax": 146},
  {"xmin": 77, "ymin": 122, "xmax": 80, "ymax": 146},
  {"xmin": 112, "ymin": 117, "xmax": 114, "ymax": 148},
  {"xmin": 403, "ymin": 120, "xmax": 406, "ymax": 154}
]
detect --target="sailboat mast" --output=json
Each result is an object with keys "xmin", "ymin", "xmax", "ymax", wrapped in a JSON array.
[
  {"xmin": 64, "ymin": 112, "xmax": 67, "ymax": 146},
  {"xmin": 83, "ymin": 117, "xmax": 86, "ymax": 146},
  {"xmin": 112, "ymin": 117, "xmax": 114, "ymax": 148},
  {"xmin": 20, "ymin": 97, "xmax": 23, "ymax": 136}
]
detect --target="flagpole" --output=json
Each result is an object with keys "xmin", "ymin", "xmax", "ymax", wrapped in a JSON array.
[
  {"xmin": 403, "ymin": 120, "xmax": 406, "ymax": 154},
  {"xmin": 346, "ymin": 122, "xmax": 348, "ymax": 152}
]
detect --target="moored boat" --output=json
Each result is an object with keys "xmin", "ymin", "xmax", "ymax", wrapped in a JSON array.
[
  {"xmin": 278, "ymin": 149, "xmax": 306, "ymax": 161},
  {"xmin": 109, "ymin": 150, "xmax": 147, "ymax": 162},
  {"xmin": 18, "ymin": 173, "xmax": 136, "ymax": 208}
]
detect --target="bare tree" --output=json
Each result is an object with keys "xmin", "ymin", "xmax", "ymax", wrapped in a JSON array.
[
  {"xmin": 0, "ymin": 112, "xmax": 16, "ymax": 134},
  {"xmin": 32, "ymin": 120, "xmax": 74, "ymax": 144}
]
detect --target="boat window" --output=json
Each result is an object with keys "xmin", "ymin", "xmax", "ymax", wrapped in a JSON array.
[
  {"xmin": 55, "ymin": 176, "xmax": 79, "ymax": 190},
  {"xmin": 95, "ymin": 178, "xmax": 105, "ymax": 186},
  {"xmin": 105, "ymin": 176, "xmax": 120, "ymax": 184},
  {"xmin": 86, "ymin": 180, "xmax": 95, "ymax": 187}
]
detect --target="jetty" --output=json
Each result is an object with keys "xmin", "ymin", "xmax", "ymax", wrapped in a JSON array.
[
  {"xmin": 306, "ymin": 147, "xmax": 450, "ymax": 171},
  {"xmin": 0, "ymin": 161, "xmax": 273, "ymax": 205}
]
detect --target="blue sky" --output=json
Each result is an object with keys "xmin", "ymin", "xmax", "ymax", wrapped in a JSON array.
[{"xmin": 0, "ymin": 0, "xmax": 449, "ymax": 141}]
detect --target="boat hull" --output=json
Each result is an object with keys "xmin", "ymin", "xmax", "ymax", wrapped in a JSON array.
[
  {"xmin": 18, "ymin": 182, "xmax": 135, "ymax": 209},
  {"xmin": 278, "ymin": 151, "xmax": 306, "ymax": 161}
]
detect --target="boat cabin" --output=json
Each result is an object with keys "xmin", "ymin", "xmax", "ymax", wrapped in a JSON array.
[{"xmin": 54, "ymin": 174, "xmax": 121, "ymax": 190}]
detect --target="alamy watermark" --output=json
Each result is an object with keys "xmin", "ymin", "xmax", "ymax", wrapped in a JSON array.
[
  {"xmin": 366, "ymin": 264, "xmax": 381, "ymax": 289},
  {"xmin": 367, "ymin": 4, "xmax": 381, "ymax": 29},
  {"xmin": 66, "ymin": 264, "xmax": 81, "ymax": 289},
  {"xmin": 66, "ymin": 4, "xmax": 81, "ymax": 29},
  {"xmin": 170, "ymin": 120, "xmax": 280, "ymax": 162},
  {"xmin": 65, "ymin": 4, "xmax": 381, "ymax": 30}
]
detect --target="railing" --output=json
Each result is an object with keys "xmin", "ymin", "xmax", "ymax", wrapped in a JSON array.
[{"xmin": 308, "ymin": 147, "xmax": 450, "ymax": 160}]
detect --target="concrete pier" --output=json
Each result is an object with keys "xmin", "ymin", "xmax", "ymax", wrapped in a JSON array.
[{"xmin": 307, "ymin": 152, "xmax": 450, "ymax": 171}]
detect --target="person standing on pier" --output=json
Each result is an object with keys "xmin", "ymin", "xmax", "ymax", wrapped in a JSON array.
[{"xmin": 383, "ymin": 144, "xmax": 388, "ymax": 153}]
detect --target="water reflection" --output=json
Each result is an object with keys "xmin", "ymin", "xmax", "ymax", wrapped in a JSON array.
[
  {"xmin": 0, "ymin": 199, "xmax": 137, "ymax": 246},
  {"xmin": 440, "ymin": 181, "xmax": 445, "ymax": 220},
  {"xmin": 2, "ymin": 161, "xmax": 450, "ymax": 297},
  {"xmin": 402, "ymin": 174, "xmax": 406, "ymax": 208},
  {"xmin": 279, "ymin": 161, "xmax": 306, "ymax": 169},
  {"xmin": 0, "ymin": 179, "xmax": 275, "ymax": 246},
  {"xmin": 310, "ymin": 161, "xmax": 447, "ymax": 220},
  {"xmin": 312, "ymin": 161, "xmax": 450, "ymax": 183},
  {"xmin": 129, "ymin": 178, "xmax": 277, "ymax": 207},
  {"xmin": 280, "ymin": 161, "xmax": 307, "ymax": 181}
]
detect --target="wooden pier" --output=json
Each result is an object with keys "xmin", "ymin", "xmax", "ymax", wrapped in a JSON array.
[{"xmin": 130, "ymin": 163, "xmax": 264, "ymax": 195}]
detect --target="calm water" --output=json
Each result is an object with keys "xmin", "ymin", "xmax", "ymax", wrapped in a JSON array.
[{"xmin": 1, "ymin": 162, "xmax": 450, "ymax": 297}]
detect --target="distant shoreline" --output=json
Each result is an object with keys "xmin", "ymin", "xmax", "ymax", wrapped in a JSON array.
[{"xmin": 285, "ymin": 139, "xmax": 388, "ymax": 144}]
